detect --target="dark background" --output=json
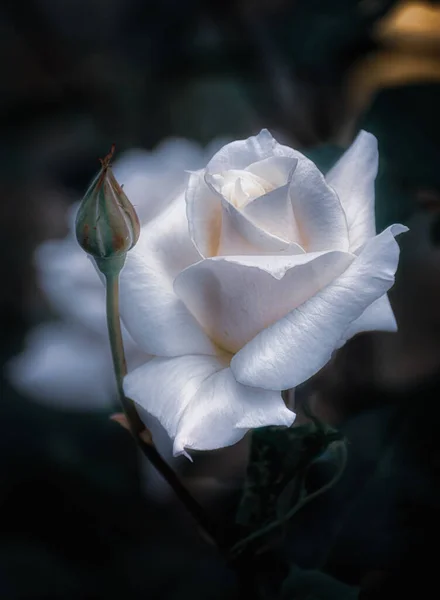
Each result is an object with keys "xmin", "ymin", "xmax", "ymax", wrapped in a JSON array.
[{"xmin": 1, "ymin": 1, "xmax": 440, "ymax": 597}]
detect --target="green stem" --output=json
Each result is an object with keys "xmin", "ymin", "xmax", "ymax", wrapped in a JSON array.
[
  {"xmin": 105, "ymin": 269, "xmax": 143, "ymax": 431},
  {"xmin": 102, "ymin": 258, "xmax": 227, "ymax": 552}
]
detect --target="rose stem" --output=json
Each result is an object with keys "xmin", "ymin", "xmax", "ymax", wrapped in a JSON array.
[{"xmin": 103, "ymin": 260, "xmax": 226, "ymax": 552}]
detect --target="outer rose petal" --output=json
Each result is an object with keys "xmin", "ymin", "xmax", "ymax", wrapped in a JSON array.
[
  {"xmin": 337, "ymin": 222, "xmax": 399, "ymax": 344},
  {"xmin": 174, "ymin": 250, "xmax": 353, "ymax": 354},
  {"xmin": 173, "ymin": 367, "xmax": 295, "ymax": 455},
  {"xmin": 338, "ymin": 294, "xmax": 397, "ymax": 347},
  {"xmin": 326, "ymin": 130, "xmax": 378, "ymax": 252},
  {"xmin": 124, "ymin": 355, "xmax": 224, "ymax": 442},
  {"xmin": 231, "ymin": 224, "xmax": 408, "ymax": 391},
  {"xmin": 123, "ymin": 355, "xmax": 295, "ymax": 456},
  {"xmin": 118, "ymin": 192, "xmax": 217, "ymax": 357},
  {"xmin": 289, "ymin": 158, "xmax": 349, "ymax": 252}
]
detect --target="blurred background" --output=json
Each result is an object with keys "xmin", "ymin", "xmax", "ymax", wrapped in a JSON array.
[{"xmin": 1, "ymin": 0, "xmax": 440, "ymax": 598}]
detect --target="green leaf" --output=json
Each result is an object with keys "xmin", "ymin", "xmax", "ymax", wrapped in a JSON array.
[{"xmin": 234, "ymin": 422, "xmax": 346, "ymax": 556}]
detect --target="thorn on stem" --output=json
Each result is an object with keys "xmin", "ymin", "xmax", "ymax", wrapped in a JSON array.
[
  {"xmin": 110, "ymin": 412, "xmax": 155, "ymax": 446},
  {"xmin": 110, "ymin": 412, "xmax": 130, "ymax": 431}
]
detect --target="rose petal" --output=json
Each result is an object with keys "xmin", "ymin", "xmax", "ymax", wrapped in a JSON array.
[
  {"xmin": 326, "ymin": 130, "xmax": 378, "ymax": 252},
  {"xmin": 186, "ymin": 131, "xmax": 301, "ymax": 257},
  {"xmin": 206, "ymin": 129, "xmax": 298, "ymax": 172},
  {"xmin": 186, "ymin": 132, "xmax": 323, "ymax": 257},
  {"xmin": 231, "ymin": 224, "xmax": 407, "ymax": 390},
  {"xmin": 243, "ymin": 161, "xmax": 301, "ymax": 243},
  {"xmin": 123, "ymin": 355, "xmax": 295, "ymax": 455},
  {"xmin": 118, "ymin": 192, "xmax": 217, "ymax": 356},
  {"xmin": 186, "ymin": 171, "xmax": 222, "ymax": 257},
  {"xmin": 289, "ymin": 158, "xmax": 350, "ymax": 252},
  {"xmin": 174, "ymin": 367, "xmax": 295, "ymax": 455},
  {"xmin": 338, "ymin": 293, "xmax": 397, "ymax": 347},
  {"xmin": 210, "ymin": 170, "xmax": 270, "ymax": 205},
  {"xmin": 186, "ymin": 170, "xmax": 303, "ymax": 260},
  {"xmin": 337, "ymin": 216, "xmax": 400, "ymax": 343},
  {"xmin": 216, "ymin": 191, "xmax": 305, "ymax": 256},
  {"xmin": 245, "ymin": 156, "xmax": 297, "ymax": 187},
  {"xmin": 174, "ymin": 250, "xmax": 353, "ymax": 354},
  {"xmin": 124, "ymin": 355, "xmax": 225, "ymax": 443}
]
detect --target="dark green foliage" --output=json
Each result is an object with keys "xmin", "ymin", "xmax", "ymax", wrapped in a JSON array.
[
  {"xmin": 281, "ymin": 565, "xmax": 358, "ymax": 599},
  {"xmin": 362, "ymin": 84, "xmax": 440, "ymax": 231},
  {"xmin": 235, "ymin": 421, "xmax": 346, "ymax": 557}
]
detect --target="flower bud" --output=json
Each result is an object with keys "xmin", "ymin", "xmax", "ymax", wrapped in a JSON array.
[{"xmin": 76, "ymin": 145, "xmax": 140, "ymax": 260}]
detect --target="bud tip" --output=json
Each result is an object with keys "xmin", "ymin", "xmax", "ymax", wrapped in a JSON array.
[{"xmin": 99, "ymin": 143, "xmax": 116, "ymax": 171}]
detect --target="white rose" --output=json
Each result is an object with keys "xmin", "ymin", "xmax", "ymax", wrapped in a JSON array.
[{"xmin": 122, "ymin": 129, "xmax": 407, "ymax": 457}]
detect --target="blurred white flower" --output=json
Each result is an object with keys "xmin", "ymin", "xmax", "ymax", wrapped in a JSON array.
[
  {"xmin": 7, "ymin": 138, "xmax": 226, "ymax": 497},
  {"xmin": 8, "ymin": 139, "xmax": 219, "ymax": 404},
  {"xmin": 121, "ymin": 129, "xmax": 406, "ymax": 457}
]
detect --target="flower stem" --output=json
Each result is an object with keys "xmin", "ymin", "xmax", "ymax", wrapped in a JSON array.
[{"xmin": 102, "ymin": 258, "xmax": 226, "ymax": 552}]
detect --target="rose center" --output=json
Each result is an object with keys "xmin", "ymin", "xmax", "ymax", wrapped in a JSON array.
[{"xmin": 213, "ymin": 170, "xmax": 275, "ymax": 209}]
